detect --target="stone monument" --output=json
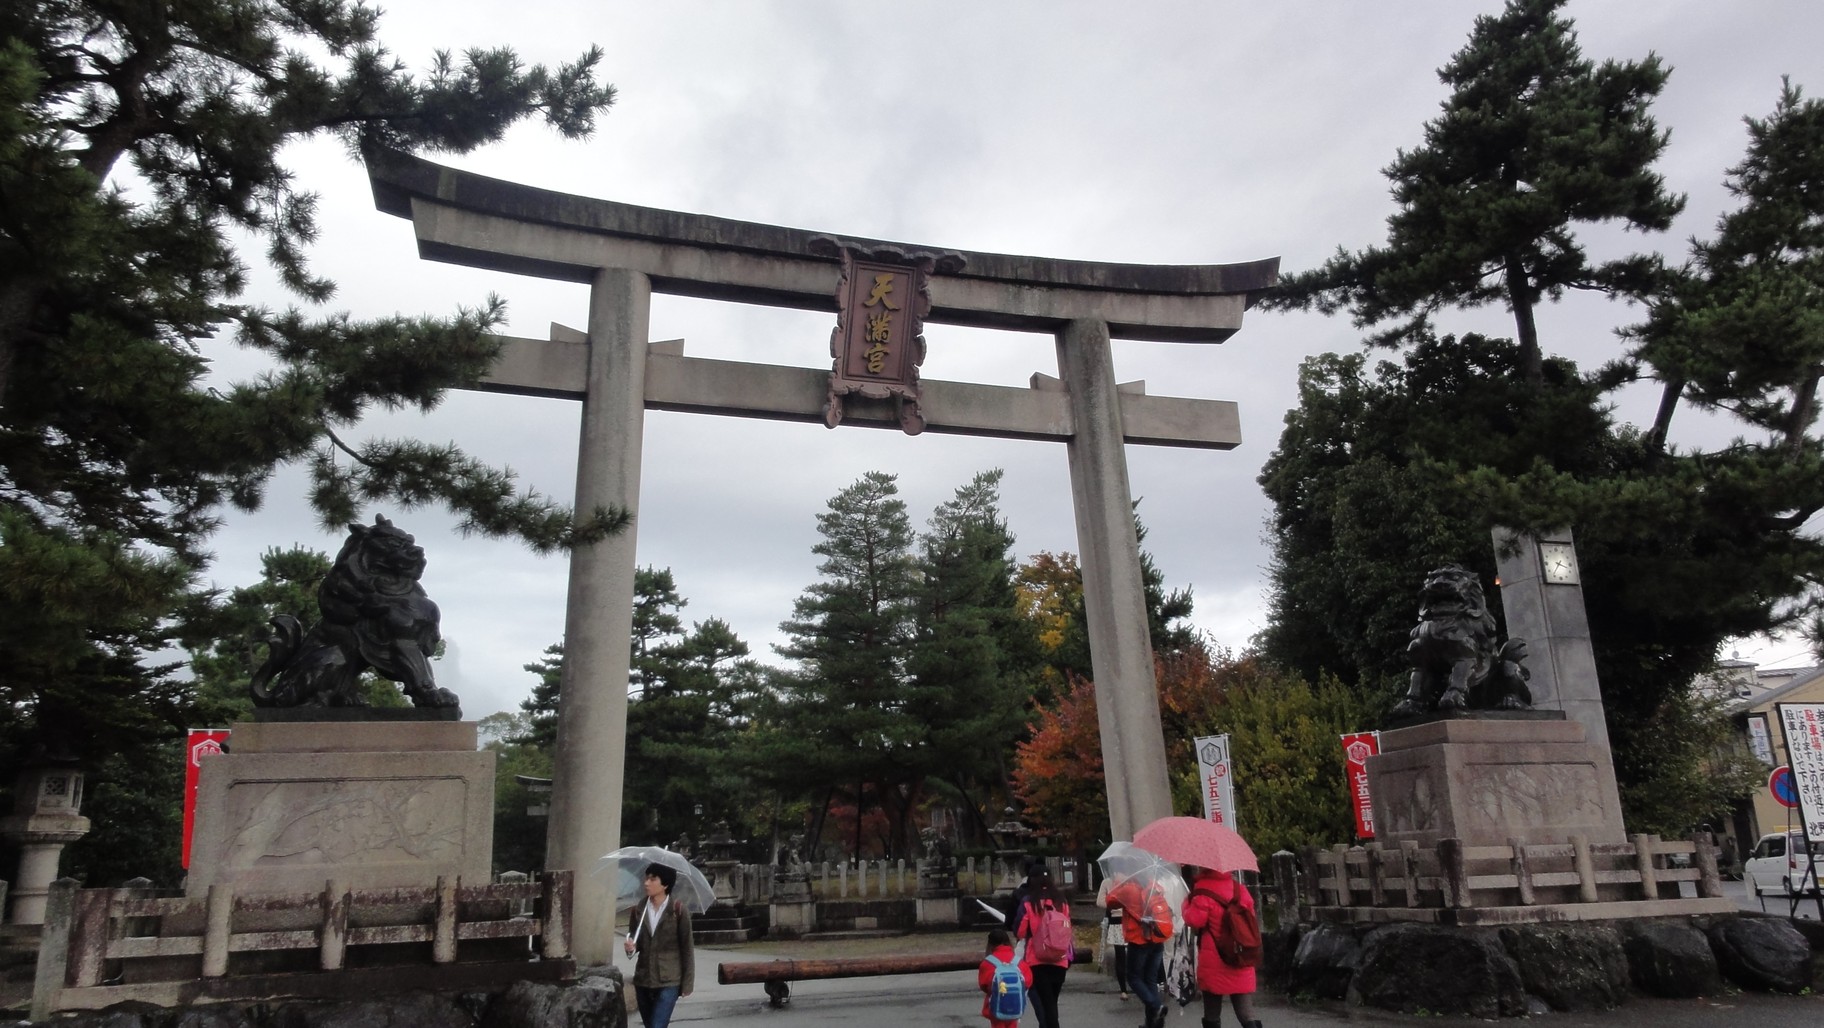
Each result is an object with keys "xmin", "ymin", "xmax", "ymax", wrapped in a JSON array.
[
  {"xmin": 768, "ymin": 834, "xmax": 815, "ymax": 938},
  {"xmin": 187, "ymin": 517, "xmax": 494, "ymax": 897},
  {"xmin": 915, "ymin": 825, "xmax": 961, "ymax": 927}
]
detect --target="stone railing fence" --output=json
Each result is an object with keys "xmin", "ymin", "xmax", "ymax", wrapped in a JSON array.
[
  {"xmin": 1281, "ymin": 832, "xmax": 1730, "ymax": 925},
  {"xmin": 684, "ymin": 856, "xmax": 1083, "ymax": 906},
  {"xmin": 31, "ymin": 871, "xmax": 573, "ymax": 1019}
]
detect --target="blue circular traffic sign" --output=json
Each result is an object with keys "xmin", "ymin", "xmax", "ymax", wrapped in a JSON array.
[{"xmin": 1770, "ymin": 765, "xmax": 1799, "ymax": 808}]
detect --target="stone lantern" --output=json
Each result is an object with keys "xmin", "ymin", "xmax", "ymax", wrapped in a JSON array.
[
  {"xmin": 988, "ymin": 806, "xmax": 1032, "ymax": 893},
  {"xmin": 0, "ymin": 757, "xmax": 91, "ymax": 924}
]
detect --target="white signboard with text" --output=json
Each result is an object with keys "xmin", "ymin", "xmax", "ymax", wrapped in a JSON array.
[
  {"xmin": 1194, "ymin": 734, "xmax": 1236, "ymax": 826},
  {"xmin": 1775, "ymin": 703, "xmax": 1824, "ymax": 840}
]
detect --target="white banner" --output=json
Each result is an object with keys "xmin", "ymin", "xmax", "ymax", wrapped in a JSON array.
[
  {"xmin": 1775, "ymin": 703, "xmax": 1824, "ymax": 841},
  {"xmin": 1747, "ymin": 714, "xmax": 1775, "ymax": 766},
  {"xmin": 1194, "ymin": 734, "xmax": 1235, "ymax": 826}
]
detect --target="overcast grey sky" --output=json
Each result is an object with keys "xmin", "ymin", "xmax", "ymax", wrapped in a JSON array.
[{"xmin": 199, "ymin": 1, "xmax": 1824, "ymax": 719}]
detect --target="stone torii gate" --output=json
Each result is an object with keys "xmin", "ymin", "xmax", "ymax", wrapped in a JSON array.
[{"xmin": 365, "ymin": 150, "xmax": 1278, "ymax": 963}]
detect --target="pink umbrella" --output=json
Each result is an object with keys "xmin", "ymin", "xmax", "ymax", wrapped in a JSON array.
[{"xmin": 1132, "ymin": 816, "xmax": 1259, "ymax": 873}]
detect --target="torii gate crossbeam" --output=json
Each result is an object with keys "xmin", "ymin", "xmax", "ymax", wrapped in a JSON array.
[{"xmin": 366, "ymin": 150, "xmax": 1277, "ymax": 964}]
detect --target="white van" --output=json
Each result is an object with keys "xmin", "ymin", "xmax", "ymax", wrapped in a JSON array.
[{"xmin": 1744, "ymin": 830, "xmax": 1822, "ymax": 896}]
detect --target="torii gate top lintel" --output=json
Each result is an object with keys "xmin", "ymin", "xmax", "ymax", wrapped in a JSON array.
[{"xmin": 365, "ymin": 149, "xmax": 1279, "ymax": 343}]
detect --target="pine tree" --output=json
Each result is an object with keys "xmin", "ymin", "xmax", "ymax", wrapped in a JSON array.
[
  {"xmin": 0, "ymin": 1, "xmax": 622, "ymax": 771},
  {"xmin": 904, "ymin": 470, "xmax": 1040, "ymax": 848},
  {"xmin": 630, "ymin": 567, "xmax": 687, "ymax": 699},
  {"xmin": 762, "ymin": 471, "xmax": 919, "ymax": 858},
  {"xmin": 517, "ymin": 575, "xmax": 767, "ymax": 846},
  {"xmin": 1630, "ymin": 81, "xmax": 1824, "ymax": 458},
  {"xmin": 1267, "ymin": 0, "xmax": 1682, "ymax": 385},
  {"xmin": 518, "ymin": 644, "xmax": 565, "ymax": 751}
]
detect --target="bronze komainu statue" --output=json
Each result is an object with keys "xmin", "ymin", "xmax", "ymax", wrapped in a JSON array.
[
  {"xmin": 250, "ymin": 515, "xmax": 459, "ymax": 710},
  {"xmin": 1391, "ymin": 564, "xmax": 1531, "ymax": 717}
]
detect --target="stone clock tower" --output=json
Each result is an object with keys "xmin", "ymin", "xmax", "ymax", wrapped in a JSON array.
[{"xmin": 1492, "ymin": 527, "xmax": 1614, "ymax": 757}]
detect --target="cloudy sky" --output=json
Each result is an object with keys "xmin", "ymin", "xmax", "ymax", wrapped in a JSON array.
[{"xmin": 199, "ymin": 1, "xmax": 1824, "ymax": 720}]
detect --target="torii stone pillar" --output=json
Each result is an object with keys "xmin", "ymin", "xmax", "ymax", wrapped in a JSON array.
[
  {"xmin": 546, "ymin": 267, "xmax": 651, "ymax": 960},
  {"xmin": 1058, "ymin": 318, "xmax": 1173, "ymax": 835},
  {"xmin": 365, "ymin": 150, "xmax": 1276, "ymax": 963}
]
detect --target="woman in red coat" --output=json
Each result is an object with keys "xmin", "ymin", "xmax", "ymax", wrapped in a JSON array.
[{"xmin": 1179, "ymin": 867, "xmax": 1260, "ymax": 1028}]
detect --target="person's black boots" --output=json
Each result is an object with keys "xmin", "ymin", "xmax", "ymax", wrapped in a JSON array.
[{"xmin": 1202, "ymin": 1017, "xmax": 1221, "ymax": 1028}]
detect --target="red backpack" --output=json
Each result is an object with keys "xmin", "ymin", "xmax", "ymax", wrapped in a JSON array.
[{"xmin": 1199, "ymin": 883, "xmax": 1262, "ymax": 967}]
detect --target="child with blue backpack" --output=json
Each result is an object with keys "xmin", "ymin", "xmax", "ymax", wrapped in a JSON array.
[{"xmin": 978, "ymin": 928, "xmax": 1031, "ymax": 1028}]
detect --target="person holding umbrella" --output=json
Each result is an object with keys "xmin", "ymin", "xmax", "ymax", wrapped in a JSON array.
[
  {"xmin": 1181, "ymin": 865, "xmax": 1260, "ymax": 1028},
  {"xmin": 624, "ymin": 863, "xmax": 695, "ymax": 1028},
  {"xmin": 1130, "ymin": 817, "xmax": 1263, "ymax": 1028}
]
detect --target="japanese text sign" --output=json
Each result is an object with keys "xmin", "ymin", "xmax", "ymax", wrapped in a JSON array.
[
  {"xmin": 182, "ymin": 728, "xmax": 230, "ymax": 868},
  {"xmin": 1775, "ymin": 703, "xmax": 1824, "ymax": 841},
  {"xmin": 1194, "ymin": 734, "xmax": 1235, "ymax": 826},
  {"xmin": 1341, "ymin": 731, "xmax": 1381, "ymax": 839},
  {"xmin": 823, "ymin": 246, "xmax": 933, "ymax": 434}
]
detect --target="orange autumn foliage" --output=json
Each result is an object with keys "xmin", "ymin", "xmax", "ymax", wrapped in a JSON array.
[
  {"xmin": 1010, "ymin": 673, "xmax": 1107, "ymax": 847},
  {"xmin": 1011, "ymin": 639, "xmax": 1255, "ymax": 848}
]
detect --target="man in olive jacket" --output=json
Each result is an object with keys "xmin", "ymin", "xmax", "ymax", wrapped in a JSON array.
[{"xmin": 625, "ymin": 864, "xmax": 695, "ymax": 1028}]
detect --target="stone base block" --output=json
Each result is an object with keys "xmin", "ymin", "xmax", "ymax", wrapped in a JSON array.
[
  {"xmin": 1366, "ymin": 717, "xmax": 1625, "ymax": 851},
  {"xmin": 916, "ymin": 895, "xmax": 961, "ymax": 928},
  {"xmin": 769, "ymin": 901, "xmax": 815, "ymax": 937},
  {"xmin": 187, "ymin": 720, "xmax": 494, "ymax": 897}
]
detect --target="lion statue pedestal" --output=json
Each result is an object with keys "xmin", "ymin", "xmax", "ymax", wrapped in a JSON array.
[
  {"xmin": 186, "ymin": 717, "xmax": 494, "ymax": 898},
  {"xmin": 1365, "ymin": 714, "xmax": 1626, "ymax": 849}
]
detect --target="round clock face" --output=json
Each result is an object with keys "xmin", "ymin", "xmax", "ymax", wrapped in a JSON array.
[{"xmin": 1540, "ymin": 542, "xmax": 1579, "ymax": 584}]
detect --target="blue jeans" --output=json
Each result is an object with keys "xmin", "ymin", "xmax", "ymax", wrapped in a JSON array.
[
  {"xmin": 1129, "ymin": 942, "xmax": 1165, "ymax": 1015},
  {"xmin": 636, "ymin": 984, "xmax": 681, "ymax": 1028}
]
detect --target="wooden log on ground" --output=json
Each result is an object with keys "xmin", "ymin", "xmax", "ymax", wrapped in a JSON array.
[{"xmin": 719, "ymin": 946, "xmax": 1094, "ymax": 985}]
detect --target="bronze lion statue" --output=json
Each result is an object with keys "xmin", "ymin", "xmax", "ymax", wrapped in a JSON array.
[
  {"xmin": 250, "ymin": 515, "xmax": 459, "ymax": 710},
  {"xmin": 1391, "ymin": 564, "xmax": 1531, "ymax": 717}
]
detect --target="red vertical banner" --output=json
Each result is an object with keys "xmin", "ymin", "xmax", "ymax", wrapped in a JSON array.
[
  {"xmin": 1341, "ymin": 731, "xmax": 1381, "ymax": 840},
  {"xmin": 183, "ymin": 728, "xmax": 231, "ymax": 868}
]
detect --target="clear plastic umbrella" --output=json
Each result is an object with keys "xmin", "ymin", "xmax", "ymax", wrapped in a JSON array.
[
  {"xmin": 591, "ymin": 846, "xmax": 717, "ymax": 914},
  {"xmin": 1096, "ymin": 841, "xmax": 1189, "ymax": 929}
]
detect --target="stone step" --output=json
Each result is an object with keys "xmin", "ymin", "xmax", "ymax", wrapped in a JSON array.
[
  {"xmin": 696, "ymin": 928, "xmax": 764, "ymax": 945},
  {"xmin": 798, "ymin": 929, "xmax": 902, "ymax": 942}
]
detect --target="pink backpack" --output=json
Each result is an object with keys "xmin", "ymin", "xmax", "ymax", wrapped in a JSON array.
[{"xmin": 1029, "ymin": 899, "xmax": 1073, "ymax": 962}]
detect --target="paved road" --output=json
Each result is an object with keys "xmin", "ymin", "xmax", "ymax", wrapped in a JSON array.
[
  {"xmin": 648, "ymin": 889, "xmax": 1824, "ymax": 1028},
  {"xmin": 670, "ymin": 948, "xmax": 1824, "ymax": 1028},
  {"xmin": 1722, "ymin": 876, "xmax": 1822, "ymax": 919}
]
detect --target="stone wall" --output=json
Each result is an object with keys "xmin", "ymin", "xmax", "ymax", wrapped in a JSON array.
[
  {"xmin": 1271, "ymin": 913, "xmax": 1820, "ymax": 1017},
  {"xmin": 16, "ymin": 969, "xmax": 627, "ymax": 1028}
]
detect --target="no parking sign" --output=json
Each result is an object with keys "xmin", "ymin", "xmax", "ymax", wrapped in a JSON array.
[{"xmin": 1770, "ymin": 765, "xmax": 1798, "ymax": 808}]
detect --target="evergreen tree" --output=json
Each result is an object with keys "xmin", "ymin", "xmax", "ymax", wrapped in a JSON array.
[
  {"xmin": 517, "ymin": 643, "xmax": 564, "ymax": 751},
  {"xmin": 516, "ymin": 573, "xmax": 767, "ymax": 846},
  {"xmin": 1257, "ymin": 335, "xmax": 1612, "ymax": 692},
  {"xmin": 759, "ymin": 471, "xmax": 919, "ymax": 857},
  {"xmin": 1267, "ymin": 0, "xmax": 1682, "ymax": 385},
  {"xmin": 630, "ymin": 567, "xmax": 686, "ymax": 698},
  {"xmin": 904, "ymin": 470, "xmax": 1041, "ymax": 848},
  {"xmin": 627, "ymin": 616, "xmax": 767, "ymax": 846},
  {"xmin": 0, "ymin": 0, "xmax": 623, "ymax": 775}
]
